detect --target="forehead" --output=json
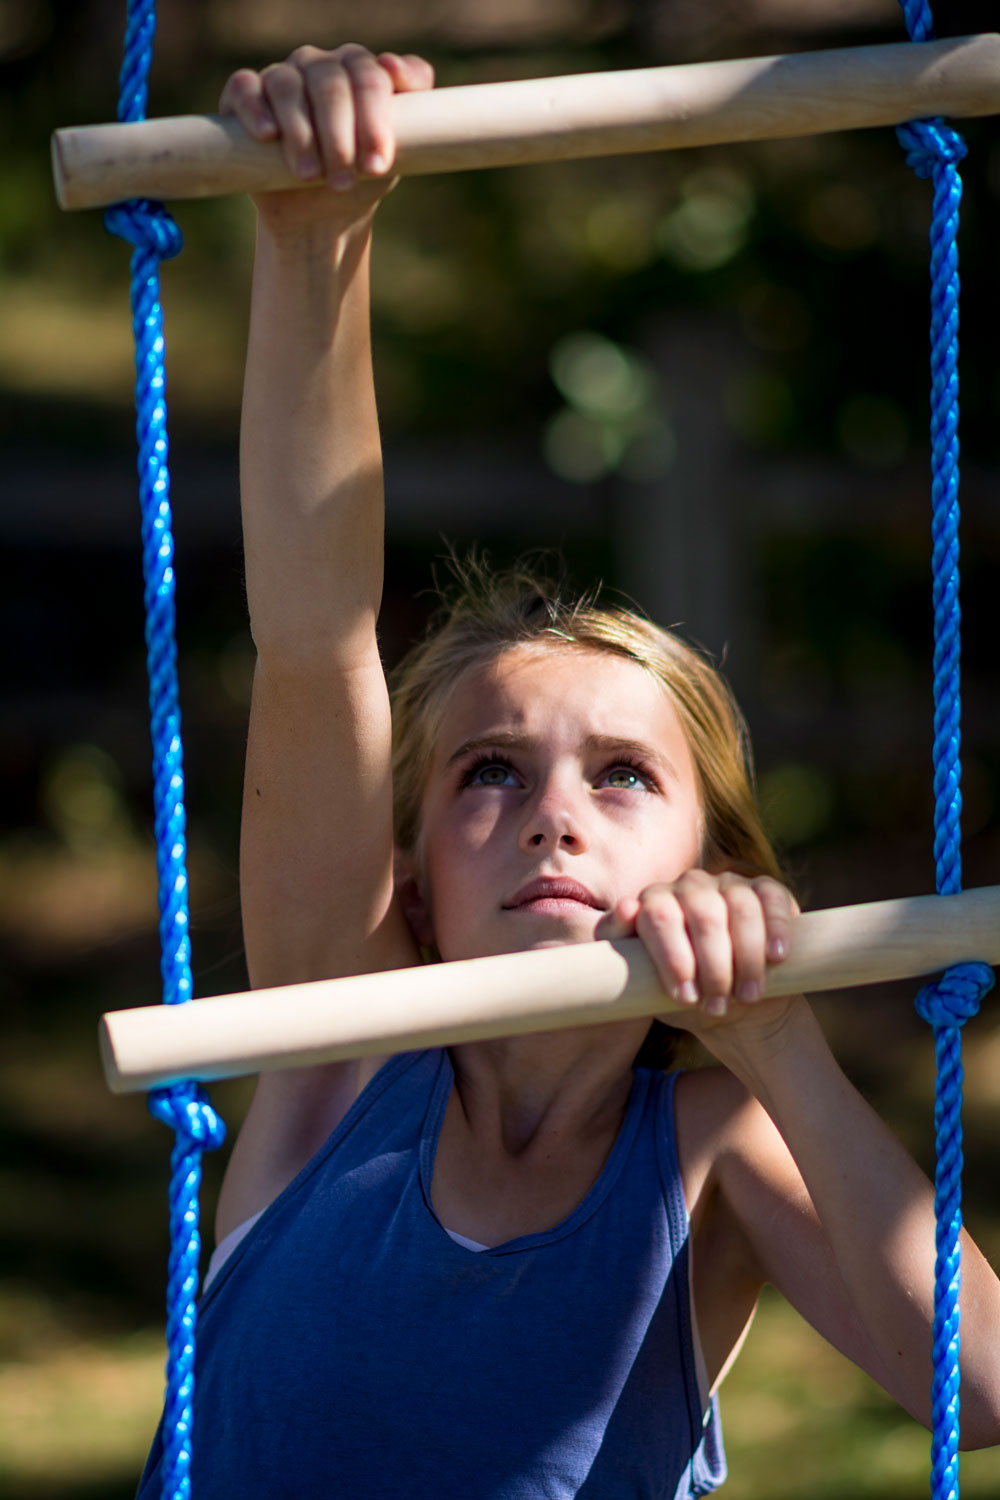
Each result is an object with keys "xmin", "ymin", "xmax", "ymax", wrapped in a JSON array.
[{"xmin": 434, "ymin": 643, "xmax": 694, "ymax": 768}]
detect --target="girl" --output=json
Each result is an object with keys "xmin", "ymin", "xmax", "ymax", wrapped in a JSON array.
[{"xmin": 138, "ymin": 44, "xmax": 1000, "ymax": 1499}]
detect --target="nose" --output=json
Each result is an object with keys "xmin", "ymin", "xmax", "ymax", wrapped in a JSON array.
[{"xmin": 517, "ymin": 778, "xmax": 589, "ymax": 854}]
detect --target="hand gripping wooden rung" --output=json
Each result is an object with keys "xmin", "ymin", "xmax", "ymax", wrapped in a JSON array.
[
  {"xmin": 99, "ymin": 886, "xmax": 1000, "ymax": 1093},
  {"xmin": 53, "ymin": 36, "xmax": 1000, "ymax": 211}
]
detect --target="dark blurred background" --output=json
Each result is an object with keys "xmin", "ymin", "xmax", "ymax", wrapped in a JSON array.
[{"xmin": 2, "ymin": 1, "xmax": 999, "ymax": 1494}]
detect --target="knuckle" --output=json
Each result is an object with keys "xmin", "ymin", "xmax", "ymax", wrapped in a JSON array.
[
  {"xmin": 636, "ymin": 904, "xmax": 688, "ymax": 962},
  {"xmin": 755, "ymin": 875, "xmax": 791, "ymax": 903},
  {"xmin": 287, "ymin": 43, "xmax": 326, "ymax": 66},
  {"xmin": 225, "ymin": 68, "xmax": 261, "ymax": 96},
  {"xmin": 304, "ymin": 58, "xmax": 350, "ymax": 92},
  {"xmin": 345, "ymin": 56, "xmax": 393, "ymax": 91},
  {"xmin": 637, "ymin": 910, "xmax": 678, "ymax": 949},
  {"xmin": 261, "ymin": 63, "xmax": 301, "ymax": 100},
  {"xmin": 637, "ymin": 889, "xmax": 682, "ymax": 928},
  {"xmin": 685, "ymin": 902, "xmax": 726, "ymax": 941},
  {"xmin": 725, "ymin": 885, "xmax": 763, "ymax": 921}
]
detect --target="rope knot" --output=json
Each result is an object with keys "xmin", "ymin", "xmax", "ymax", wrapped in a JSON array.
[
  {"xmin": 148, "ymin": 1081, "xmax": 227, "ymax": 1149},
  {"xmin": 915, "ymin": 960, "xmax": 994, "ymax": 1028},
  {"xmin": 895, "ymin": 119, "xmax": 968, "ymax": 180},
  {"xmin": 104, "ymin": 199, "xmax": 184, "ymax": 260}
]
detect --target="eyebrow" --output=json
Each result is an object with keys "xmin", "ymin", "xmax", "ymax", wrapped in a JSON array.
[{"xmin": 445, "ymin": 731, "xmax": 682, "ymax": 781}]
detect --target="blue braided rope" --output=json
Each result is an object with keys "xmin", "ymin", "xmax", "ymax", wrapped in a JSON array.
[
  {"xmin": 104, "ymin": 5, "xmax": 225, "ymax": 1499},
  {"xmin": 895, "ymin": 6, "xmax": 995, "ymax": 1498}
]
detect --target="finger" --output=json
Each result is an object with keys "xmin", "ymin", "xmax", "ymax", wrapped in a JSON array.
[
  {"xmin": 719, "ymin": 877, "xmax": 768, "ymax": 1004},
  {"xmin": 219, "ymin": 68, "xmax": 278, "ymax": 140},
  {"xmin": 296, "ymin": 54, "xmax": 358, "ymax": 185},
  {"xmin": 678, "ymin": 883, "xmax": 734, "ymax": 1015},
  {"xmin": 635, "ymin": 890, "xmax": 699, "ymax": 1006},
  {"xmin": 341, "ymin": 49, "xmax": 397, "ymax": 175},
  {"xmin": 752, "ymin": 877, "xmax": 800, "ymax": 963},
  {"xmin": 377, "ymin": 52, "xmax": 436, "ymax": 94},
  {"xmin": 260, "ymin": 61, "xmax": 324, "ymax": 181},
  {"xmin": 594, "ymin": 896, "xmax": 639, "ymax": 942}
]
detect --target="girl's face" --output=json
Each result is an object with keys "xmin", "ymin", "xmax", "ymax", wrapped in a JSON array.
[{"xmin": 407, "ymin": 644, "xmax": 704, "ymax": 962}]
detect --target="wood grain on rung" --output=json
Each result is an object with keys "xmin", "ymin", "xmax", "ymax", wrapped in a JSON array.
[
  {"xmin": 98, "ymin": 886, "xmax": 1000, "ymax": 1093},
  {"xmin": 53, "ymin": 36, "xmax": 1000, "ymax": 210}
]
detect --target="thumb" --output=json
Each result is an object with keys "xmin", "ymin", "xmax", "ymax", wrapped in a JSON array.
[{"xmin": 595, "ymin": 896, "xmax": 640, "ymax": 941}]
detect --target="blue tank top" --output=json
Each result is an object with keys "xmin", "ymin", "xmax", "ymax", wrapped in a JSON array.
[{"xmin": 138, "ymin": 1049, "xmax": 726, "ymax": 1499}]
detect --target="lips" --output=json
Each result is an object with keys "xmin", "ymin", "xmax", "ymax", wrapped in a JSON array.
[{"xmin": 503, "ymin": 877, "xmax": 604, "ymax": 911}]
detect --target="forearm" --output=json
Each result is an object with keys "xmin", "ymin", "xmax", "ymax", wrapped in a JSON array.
[
  {"xmin": 711, "ymin": 1001, "xmax": 1000, "ymax": 1443},
  {"xmin": 240, "ymin": 214, "xmax": 384, "ymax": 668}
]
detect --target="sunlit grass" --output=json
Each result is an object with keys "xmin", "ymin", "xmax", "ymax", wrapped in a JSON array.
[
  {"xmin": 0, "ymin": 1287, "xmax": 162, "ymax": 1493},
  {"xmin": 0, "ymin": 1334, "xmax": 161, "ymax": 1485},
  {"xmin": 722, "ymin": 1289, "xmax": 1000, "ymax": 1499},
  {"xmin": 0, "ymin": 276, "xmax": 244, "ymax": 417}
]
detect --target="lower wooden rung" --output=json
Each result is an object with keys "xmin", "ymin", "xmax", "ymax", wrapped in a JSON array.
[{"xmin": 97, "ymin": 886, "xmax": 1000, "ymax": 1093}]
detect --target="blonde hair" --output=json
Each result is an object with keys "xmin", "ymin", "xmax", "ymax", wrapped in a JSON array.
[{"xmin": 388, "ymin": 556, "xmax": 784, "ymax": 1067}]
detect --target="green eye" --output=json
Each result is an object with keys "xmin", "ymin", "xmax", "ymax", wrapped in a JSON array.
[
  {"xmin": 605, "ymin": 766, "xmax": 643, "ymax": 789},
  {"xmin": 468, "ymin": 760, "xmax": 516, "ymax": 787},
  {"xmin": 479, "ymin": 764, "xmax": 510, "ymax": 784}
]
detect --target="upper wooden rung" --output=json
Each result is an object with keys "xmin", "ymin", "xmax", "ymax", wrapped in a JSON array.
[{"xmin": 52, "ymin": 36, "xmax": 1000, "ymax": 211}]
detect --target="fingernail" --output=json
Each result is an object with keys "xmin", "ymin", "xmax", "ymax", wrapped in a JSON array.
[
  {"xmin": 330, "ymin": 169, "xmax": 355, "ymax": 191},
  {"xmin": 706, "ymin": 995, "xmax": 728, "ymax": 1017},
  {"xmin": 256, "ymin": 113, "xmax": 278, "ymax": 137},
  {"xmin": 676, "ymin": 981, "xmax": 699, "ymax": 1005},
  {"xmin": 739, "ymin": 980, "xmax": 762, "ymax": 1004},
  {"xmin": 297, "ymin": 153, "xmax": 321, "ymax": 180},
  {"xmin": 769, "ymin": 938, "xmax": 788, "ymax": 961},
  {"xmin": 364, "ymin": 152, "xmax": 388, "ymax": 174}
]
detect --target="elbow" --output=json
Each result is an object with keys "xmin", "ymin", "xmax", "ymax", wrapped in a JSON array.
[
  {"xmin": 959, "ymin": 1430, "xmax": 1000, "ymax": 1453},
  {"xmin": 958, "ymin": 1411, "xmax": 1000, "ymax": 1452},
  {"xmin": 956, "ymin": 1384, "xmax": 1000, "ymax": 1451},
  {"xmin": 903, "ymin": 1378, "xmax": 1000, "ymax": 1451}
]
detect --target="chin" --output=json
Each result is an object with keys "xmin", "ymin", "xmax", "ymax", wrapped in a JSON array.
[
  {"xmin": 503, "ymin": 918, "xmax": 601, "ymax": 953},
  {"xmin": 526, "ymin": 935, "xmax": 595, "ymax": 951}
]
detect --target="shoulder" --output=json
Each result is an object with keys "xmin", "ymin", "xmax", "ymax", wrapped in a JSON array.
[
  {"xmin": 673, "ymin": 1063, "xmax": 788, "ymax": 1159},
  {"xmin": 673, "ymin": 1064, "xmax": 817, "ymax": 1275},
  {"xmin": 672, "ymin": 1065, "xmax": 796, "ymax": 1241},
  {"xmin": 672, "ymin": 1064, "xmax": 758, "ymax": 1170}
]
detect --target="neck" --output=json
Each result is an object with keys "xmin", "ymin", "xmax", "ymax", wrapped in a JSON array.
[{"xmin": 448, "ymin": 1020, "xmax": 648, "ymax": 1156}]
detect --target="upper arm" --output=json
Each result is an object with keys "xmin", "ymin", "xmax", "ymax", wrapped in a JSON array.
[
  {"xmin": 677, "ymin": 1068, "xmax": 882, "ymax": 1389},
  {"xmin": 240, "ymin": 645, "xmax": 420, "ymax": 991},
  {"xmin": 219, "ymin": 642, "xmax": 419, "ymax": 1239}
]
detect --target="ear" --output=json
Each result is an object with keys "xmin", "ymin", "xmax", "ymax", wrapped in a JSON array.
[{"xmin": 394, "ymin": 846, "xmax": 435, "ymax": 948}]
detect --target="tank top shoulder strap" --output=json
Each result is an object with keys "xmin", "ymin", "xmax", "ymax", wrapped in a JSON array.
[
  {"xmin": 299, "ymin": 1047, "xmax": 446, "ymax": 1177},
  {"xmin": 638, "ymin": 1066, "xmax": 691, "ymax": 1246}
]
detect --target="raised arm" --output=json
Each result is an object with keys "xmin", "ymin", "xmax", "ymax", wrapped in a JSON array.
[
  {"xmin": 215, "ymin": 48, "xmax": 434, "ymax": 1239},
  {"xmin": 229, "ymin": 45, "xmax": 433, "ymax": 991}
]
